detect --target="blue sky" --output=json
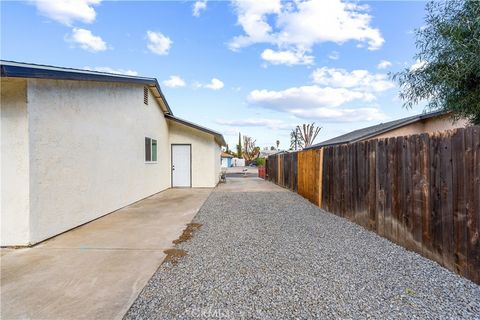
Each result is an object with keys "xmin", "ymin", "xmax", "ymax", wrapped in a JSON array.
[{"xmin": 1, "ymin": 0, "xmax": 429, "ymax": 149}]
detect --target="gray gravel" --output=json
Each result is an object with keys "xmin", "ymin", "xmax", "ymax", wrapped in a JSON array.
[{"xmin": 125, "ymin": 191, "xmax": 480, "ymax": 319}]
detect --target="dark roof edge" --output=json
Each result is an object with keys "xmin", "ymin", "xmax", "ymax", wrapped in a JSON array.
[
  {"xmin": 0, "ymin": 60, "xmax": 173, "ymax": 115},
  {"xmin": 346, "ymin": 111, "xmax": 446, "ymax": 143},
  {"xmin": 165, "ymin": 114, "xmax": 226, "ymax": 147},
  {"xmin": 305, "ymin": 110, "xmax": 449, "ymax": 150}
]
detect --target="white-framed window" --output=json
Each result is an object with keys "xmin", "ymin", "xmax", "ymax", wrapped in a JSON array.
[{"xmin": 145, "ymin": 137, "xmax": 157, "ymax": 162}]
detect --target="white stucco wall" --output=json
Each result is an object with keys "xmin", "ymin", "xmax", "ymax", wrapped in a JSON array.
[
  {"xmin": 25, "ymin": 79, "xmax": 170, "ymax": 244},
  {"xmin": 1, "ymin": 79, "xmax": 30, "ymax": 246},
  {"xmin": 168, "ymin": 121, "xmax": 221, "ymax": 187},
  {"xmin": 214, "ymin": 143, "xmax": 221, "ymax": 181}
]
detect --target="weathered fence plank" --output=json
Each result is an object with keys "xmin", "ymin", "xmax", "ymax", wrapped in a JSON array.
[
  {"xmin": 404, "ymin": 136, "xmax": 415, "ymax": 252},
  {"xmin": 466, "ymin": 127, "xmax": 480, "ymax": 283},
  {"xmin": 420, "ymin": 133, "xmax": 432, "ymax": 259},
  {"xmin": 376, "ymin": 139, "xmax": 386, "ymax": 237},
  {"xmin": 451, "ymin": 128, "xmax": 467, "ymax": 274},
  {"xmin": 412, "ymin": 135, "xmax": 423, "ymax": 253},
  {"xmin": 430, "ymin": 134, "xmax": 444, "ymax": 264},
  {"xmin": 440, "ymin": 133, "xmax": 455, "ymax": 271}
]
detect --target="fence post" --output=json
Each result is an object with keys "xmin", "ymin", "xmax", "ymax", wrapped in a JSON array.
[{"xmin": 318, "ymin": 148, "xmax": 324, "ymax": 208}]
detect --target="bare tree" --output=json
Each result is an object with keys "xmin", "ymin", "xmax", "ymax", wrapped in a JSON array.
[
  {"xmin": 290, "ymin": 127, "xmax": 304, "ymax": 150},
  {"xmin": 242, "ymin": 135, "xmax": 260, "ymax": 161},
  {"xmin": 297, "ymin": 123, "xmax": 322, "ymax": 147}
]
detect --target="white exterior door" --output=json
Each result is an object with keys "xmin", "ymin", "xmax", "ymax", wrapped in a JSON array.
[{"xmin": 172, "ymin": 145, "xmax": 191, "ymax": 187}]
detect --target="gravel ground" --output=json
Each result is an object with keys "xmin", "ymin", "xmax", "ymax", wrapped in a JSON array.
[{"xmin": 125, "ymin": 191, "xmax": 480, "ymax": 319}]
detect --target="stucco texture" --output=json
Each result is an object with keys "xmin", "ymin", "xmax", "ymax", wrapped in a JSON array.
[
  {"xmin": 1, "ymin": 79, "xmax": 30, "ymax": 245},
  {"xmin": 168, "ymin": 121, "xmax": 221, "ymax": 188},
  {"xmin": 26, "ymin": 79, "xmax": 170, "ymax": 244}
]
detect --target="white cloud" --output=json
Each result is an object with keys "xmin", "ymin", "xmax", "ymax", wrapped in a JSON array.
[
  {"xmin": 410, "ymin": 60, "xmax": 427, "ymax": 72},
  {"xmin": 216, "ymin": 118, "xmax": 291, "ymax": 130},
  {"xmin": 377, "ymin": 60, "xmax": 392, "ymax": 69},
  {"xmin": 30, "ymin": 0, "xmax": 101, "ymax": 26},
  {"xmin": 248, "ymin": 86, "xmax": 375, "ymax": 110},
  {"xmin": 229, "ymin": 0, "xmax": 384, "ymax": 63},
  {"xmin": 328, "ymin": 51, "xmax": 340, "ymax": 60},
  {"xmin": 261, "ymin": 48, "xmax": 313, "ymax": 66},
  {"xmin": 193, "ymin": 0, "xmax": 207, "ymax": 17},
  {"xmin": 229, "ymin": 0, "xmax": 282, "ymax": 51},
  {"xmin": 199, "ymin": 78, "xmax": 224, "ymax": 90},
  {"xmin": 311, "ymin": 67, "xmax": 394, "ymax": 92},
  {"xmin": 247, "ymin": 85, "xmax": 385, "ymax": 122},
  {"xmin": 222, "ymin": 128, "xmax": 242, "ymax": 136},
  {"xmin": 162, "ymin": 75, "xmax": 186, "ymax": 88},
  {"xmin": 68, "ymin": 28, "xmax": 107, "ymax": 52},
  {"xmin": 245, "ymin": 65, "xmax": 394, "ymax": 122},
  {"xmin": 288, "ymin": 107, "xmax": 387, "ymax": 122},
  {"xmin": 146, "ymin": 31, "xmax": 172, "ymax": 55},
  {"xmin": 277, "ymin": 1, "xmax": 383, "ymax": 50},
  {"xmin": 83, "ymin": 66, "xmax": 137, "ymax": 76},
  {"xmin": 246, "ymin": 65, "xmax": 393, "ymax": 123}
]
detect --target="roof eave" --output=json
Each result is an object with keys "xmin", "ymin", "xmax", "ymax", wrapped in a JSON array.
[
  {"xmin": 1, "ymin": 62, "xmax": 173, "ymax": 115},
  {"xmin": 308, "ymin": 111, "xmax": 451, "ymax": 149},
  {"xmin": 166, "ymin": 114, "xmax": 226, "ymax": 147}
]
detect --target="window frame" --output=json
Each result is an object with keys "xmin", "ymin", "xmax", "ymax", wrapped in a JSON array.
[{"xmin": 145, "ymin": 137, "xmax": 158, "ymax": 164}]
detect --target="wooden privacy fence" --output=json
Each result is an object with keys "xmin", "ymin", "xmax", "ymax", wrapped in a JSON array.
[
  {"xmin": 267, "ymin": 126, "xmax": 480, "ymax": 284},
  {"xmin": 266, "ymin": 152, "xmax": 298, "ymax": 192}
]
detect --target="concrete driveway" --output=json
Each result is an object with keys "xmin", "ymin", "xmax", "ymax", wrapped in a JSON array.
[
  {"xmin": 217, "ymin": 175, "xmax": 287, "ymax": 193},
  {"xmin": 1, "ymin": 188, "xmax": 212, "ymax": 320},
  {"xmin": 219, "ymin": 166, "xmax": 286, "ymax": 192}
]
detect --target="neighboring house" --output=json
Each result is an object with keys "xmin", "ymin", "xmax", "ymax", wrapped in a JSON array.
[
  {"xmin": 307, "ymin": 111, "xmax": 468, "ymax": 149},
  {"xmin": 221, "ymin": 152, "xmax": 233, "ymax": 168},
  {"xmin": 231, "ymin": 158, "xmax": 246, "ymax": 167},
  {"xmin": 1, "ymin": 60, "xmax": 225, "ymax": 246}
]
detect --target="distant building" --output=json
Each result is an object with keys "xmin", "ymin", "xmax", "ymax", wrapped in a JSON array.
[
  {"xmin": 306, "ymin": 111, "xmax": 468, "ymax": 149},
  {"xmin": 231, "ymin": 158, "xmax": 245, "ymax": 167},
  {"xmin": 221, "ymin": 152, "xmax": 233, "ymax": 167}
]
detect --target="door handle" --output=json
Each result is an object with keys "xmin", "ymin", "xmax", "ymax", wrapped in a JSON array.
[{"xmin": 172, "ymin": 165, "xmax": 175, "ymax": 170}]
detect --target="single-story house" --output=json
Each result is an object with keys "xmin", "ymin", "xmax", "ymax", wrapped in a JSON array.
[
  {"xmin": 221, "ymin": 152, "xmax": 233, "ymax": 167},
  {"xmin": 1, "ymin": 60, "xmax": 225, "ymax": 246},
  {"xmin": 306, "ymin": 111, "xmax": 468, "ymax": 149}
]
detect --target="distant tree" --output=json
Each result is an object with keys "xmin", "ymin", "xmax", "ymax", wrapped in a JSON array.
[
  {"xmin": 242, "ymin": 135, "xmax": 260, "ymax": 161},
  {"xmin": 392, "ymin": 0, "xmax": 480, "ymax": 124},
  {"xmin": 224, "ymin": 144, "xmax": 235, "ymax": 156},
  {"xmin": 290, "ymin": 127, "xmax": 304, "ymax": 151},
  {"xmin": 236, "ymin": 132, "xmax": 243, "ymax": 158},
  {"xmin": 255, "ymin": 157, "xmax": 266, "ymax": 167},
  {"xmin": 270, "ymin": 146, "xmax": 275, "ymax": 150},
  {"xmin": 297, "ymin": 123, "xmax": 322, "ymax": 147},
  {"xmin": 276, "ymin": 140, "xmax": 280, "ymax": 150}
]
